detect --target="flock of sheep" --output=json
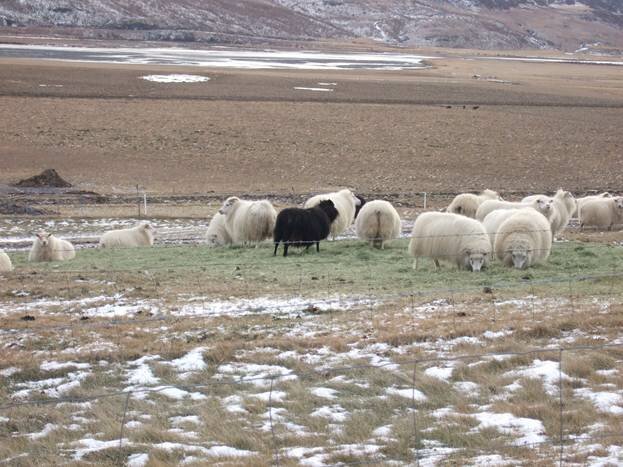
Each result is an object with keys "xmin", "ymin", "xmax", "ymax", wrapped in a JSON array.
[{"xmin": 0, "ymin": 188, "xmax": 620, "ymax": 274}]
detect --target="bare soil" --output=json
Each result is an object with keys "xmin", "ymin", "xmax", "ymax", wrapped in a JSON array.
[{"xmin": 0, "ymin": 57, "xmax": 622, "ymax": 198}]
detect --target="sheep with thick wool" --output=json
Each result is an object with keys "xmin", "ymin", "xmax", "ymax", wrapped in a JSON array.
[
  {"xmin": 355, "ymin": 200, "xmax": 401, "ymax": 249},
  {"xmin": 408, "ymin": 212, "xmax": 491, "ymax": 272},
  {"xmin": 304, "ymin": 189, "xmax": 361, "ymax": 239},
  {"xmin": 29, "ymin": 231, "xmax": 75, "ymax": 262},
  {"xmin": 476, "ymin": 198, "xmax": 552, "ymax": 223},
  {"xmin": 575, "ymin": 192, "xmax": 611, "ymax": 217},
  {"xmin": 522, "ymin": 189, "xmax": 576, "ymax": 235},
  {"xmin": 273, "ymin": 200, "xmax": 338, "ymax": 257},
  {"xmin": 446, "ymin": 189, "xmax": 500, "ymax": 218},
  {"xmin": 99, "ymin": 222, "xmax": 155, "ymax": 248},
  {"xmin": 0, "ymin": 249, "xmax": 13, "ymax": 272},
  {"xmin": 579, "ymin": 197, "xmax": 623, "ymax": 231},
  {"xmin": 494, "ymin": 208, "xmax": 552, "ymax": 269},
  {"xmin": 482, "ymin": 208, "xmax": 521, "ymax": 248},
  {"xmin": 205, "ymin": 213, "xmax": 232, "ymax": 247},
  {"xmin": 219, "ymin": 196, "xmax": 277, "ymax": 246}
]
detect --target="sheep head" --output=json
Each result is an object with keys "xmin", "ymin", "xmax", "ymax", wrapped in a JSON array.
[
  {"xmin": 464, "ymin": 249, "xmax": 488, "ymax": 272},
  {"xmin": 35, "ymin": 231, "xmax": 52, "ymax": 247},
  {"xmin": 317, "ymin": 200, "xmax": 339, "ymax": 222},
  {"xmin": 535, "ymin": 198, "xmax": 553, "ymax": 217},
  {"xmin": 219, "ymin": 197, "xmax": 240, "ymax": 216},
  {"xmin": 511, "ymin": 249, "xmax": 529, "ymax": 270}
]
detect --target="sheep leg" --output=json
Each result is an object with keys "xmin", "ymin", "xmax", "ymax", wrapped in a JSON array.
[
  {"xmin": 316, "ymin": 242, "xmax": 320, "ymax": 253},
  {"xmin": 412, "ymin": 258, "xmax": 418, "ymax": 270},
  {"xmin": 434, "ymin": 259, "xmax": 441, "ymax": 271},
  {"xmin": 273, "ymin": 242, "xmax": 279, "ymax": 256},
  {"xmin": 283, "ymin": 243, "xmax": 289, "ymax": 257},
  {"xmin": 380, "ymin": 240, "xmax": 384, "ymax": 250}
]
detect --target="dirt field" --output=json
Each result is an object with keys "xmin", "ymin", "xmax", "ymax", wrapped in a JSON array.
[{"xmin": 1, "ymin": 56, "xmax": 622, "ymax": 197}]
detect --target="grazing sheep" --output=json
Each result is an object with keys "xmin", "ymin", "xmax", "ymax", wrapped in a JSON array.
[
  {"xmin": 304, "ymin": 189, "xmax": 361, "ymax": 239},
  {"xmin": 205, "ymin": 213, "xmax": 232, "ymax": 247},
  {"xmin": 28, "ymin": 231, "xmax": 75, "ymax": 262},
  {"xmin": 447, "ymin": 189, "xmax": 501, "ymax": 218},
  {"xmin": 579, "ymin": 197, "xmax": 623, "ymax": 231},
  {"xmin": 355, "ymin": 200, "xmax": 401, "ymax": 249},
  {"xmin": 523, "ymin": 189, "xmax": 576, "ymax": 235},
  {"xmin": 482, "ymin": 208, "xmax": 521, "ymax": 248},
  {"xmin": 408, "ymin": 212, "xmax": 491, "ymax": 272},
  {"xmin": 273, "ymin": 200, "xmax": 338, "ymax": 257},
  {"xmin": 0, "ymin": 249, "xmax": 13, "ymax": 272},
  {"xmin": 576, "ymin": 192, "xmax": 612, "ymax": 217},
  {"xmin": 494, "ymin": 208, "xmax": 552, "ymax": 269},
  {"xmin": 476, "ymin": 198, "xmax": 552, "ymax": 222},
  {"xmin": 99, "ymin": 222, "xmax": 155, "ymax": 248},
  {"xmin": 219, "ymin": 197, "xmax": 277, "ymax": 247}
]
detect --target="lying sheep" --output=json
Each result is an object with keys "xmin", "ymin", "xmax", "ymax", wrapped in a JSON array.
[
  {"xmin": 355, "ymin": 200, "xmax": 401, "ymax": 249},
  {"xmin": 523, "ymin": 189, "xmax": 576, "ymax": 235},
  {"xmin": 476, "ymin": 198, "xmax": 552, "ymax": 223},
  {"xmin": 99, "ymin": 222, "xmax": 155, "ymax": 248},
  {"xmin": 447, "ymin": 189, "xmax": 501, "ymax": 218},
  {"xmin": 205, "ymin": 213, "xmax": 232, "ymax": 247},
  {"xmin": 273, "ymin": 200, "xmax": 338, "ymax": 257},
  {"xmin": 0, "ymin": 249, "xmax": 13, "ymax": 272},
  {"xmin": 482, "ymin": 208, "xmax": 521, "ymax": 248},
  {"xmin": 408, "ymin": 212, "xmax": 491, "ymax": 272},
  {"xmin": 494, "ymin": 208, "xmax": 552, "ymax": 269},
  {"xmin": 29, "ymin": 231, "xmax": 75, "ymax": 262},
  {"xmin": 576, "ymin": 192, "xmax": 611, "ymax": 217},
  {"xmin": 304, "ymin": 189, "xmax": 361, "ymax": 239},
  {"xmin": 579, "ymin": 197, "xmax": 623, "ymax": 231},
  {"xmin": 219, "ymin": 197, "xmax": 277, "ymax": 247}
]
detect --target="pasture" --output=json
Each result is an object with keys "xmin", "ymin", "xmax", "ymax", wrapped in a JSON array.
[
  {"xmin": 1, "ymin": 49, "xmax": 623, "ymax": 465},
  {"xmin": 1, "ymin": 235, "xmax": 623, "ymax": 465}
]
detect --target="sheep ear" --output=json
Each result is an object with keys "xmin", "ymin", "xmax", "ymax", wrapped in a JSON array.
[
  {"xmin": 46, "ymin": 233, "xmax": 52, "ymax": 238},
  {"xmin": 35, "ymin": 232, "xmax": 42, "ymax": 239}
]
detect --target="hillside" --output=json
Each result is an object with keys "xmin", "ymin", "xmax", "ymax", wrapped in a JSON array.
[{"xmin": 0, "ymin": 0, "xmax": 622, "ymax": 51}]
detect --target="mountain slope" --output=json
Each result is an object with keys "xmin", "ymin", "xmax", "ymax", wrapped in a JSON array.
[{"xmin": 0, "ymin": 0, "xmax": 621, "ymax": 51}]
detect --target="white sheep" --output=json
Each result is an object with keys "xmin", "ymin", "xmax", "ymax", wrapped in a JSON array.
[
  {"xmin": 304, "ymin": 189, "xmax": 361, "ymax": 239},
  {"xmin": 494, "ymin": 208, "xmax": 552, "ymax": 269},
  {"xmin": 482, "ymin": 208, "xmax": 521, "ymax": 248},
  {"xmin": 28, "ymin": 231, "xmax": 75, "ymax": 262},
  {"xmin": 0, "ymin": 249, "xmax": 13, "ymax": 272},
  {"xmin": 476, "ymin": 198, "xmax": 552, "ymax": 222},
  {"xmin": 408, "ymin": 212, "xmax": 491, "ymax": 272},
  {"xmin": 446, "ymin": 189, "xmax": 501, "ymax": 218},
  {"xmin": 579, "ymin": 197, "xmax": 623, "ymax": 231},
  {"xmin": 99, "ymin": 222, "xmax": 155, "ymax": 248},
  {"xmin": 219, "ymin": 196, "xmax": 277, "ymax": 246},
  {"xmin": 355, "ymin": 200, "xmax": 401, "ymax": 249},
  {"xmin": 575, "ymin": 192, "xmax": 611, "ymax": 217},
  {"xmin": 205, "ymin": 212, "xmax": 232, "ymax": 247},
  {"xmin": 523, "ymin": 189, "xmax": 576, "ymax": 235}
]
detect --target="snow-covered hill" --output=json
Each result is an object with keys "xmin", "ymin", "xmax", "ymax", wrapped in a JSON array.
[{"xmin": 0, "ymin": 0, "xmax": 621, "ymax": 51}]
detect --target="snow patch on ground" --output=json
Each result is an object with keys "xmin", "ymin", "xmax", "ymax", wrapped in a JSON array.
[
  {"xmin": 504, "ymin": 359, "xmax": 569, "ymax": 395},
  {"xmin": 386, "ymin": 386, "xmax": 427, "ymax": 401},
  {"xmin": 472, "ymin": 412, "xmax": 546, "ymax": 446},
  {"xmin": 141, "ymin": 74, "xmax": 210, "ymax": 83},
  {"xmin": 574, "ymin": 388, "xmax": 623, "ymax": 415}
]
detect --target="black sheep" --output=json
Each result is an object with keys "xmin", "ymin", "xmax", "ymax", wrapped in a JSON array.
[
  {"xmin": 273, "ymin": 200, "xmax": 339, "ymax": 257},
  {"xmin": 354, "ymin": 195, "xmax": 366, "ymax": 219}
]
